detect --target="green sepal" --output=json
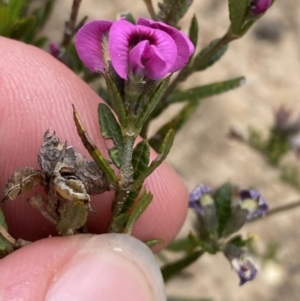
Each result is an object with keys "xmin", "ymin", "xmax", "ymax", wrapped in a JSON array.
[
  {"xmin": 0, "ymin": 207, "xmax": 14, "ymax": 258},
  {"xmin": 56, "ymin": 201, "xmax": 88, "ymax": 235},
  {"xmin": 132, "ymin": 128, "xmax": 175, "ymax": 190},
  {"xmin": 122, "ymin": 140, "xmax": 150, "ymax": 213},
  {"xmin": 228, "ymin": 0, "xmax": 249, "ymax": 34},
  {"xmin": 161, "ymin": 250, "xmax": 204, "ymax": 282},
  {"xmin": 149, "ymin": 102, "xmax": 198, "ymax": 152},
  {"xmin": 110, "ymin": 212, "xmax": 129, "ymax": 232},
  {"xmin": 104, "ymin": 73, "xmax": 127, "ymax": 127},
  {"xmin": 192, "ymin": 38, "xmax": 228, "ymax": 72},
  {"xmin": 168, "ymin": 76, "xmax": 245, "ymax": 104},
  {"xmin": 136, "ymin": 75, "xmax": 171, "ymax": 129},
  {"xmin": 124, "ymin": 191, "xmax": 153, "ymax": 234},
  {"xmin": 167, "ymin": 236, "xmax": 198, "ymax": 253},
  {"xmin": 98, "ymin": 103, "xmax": 124, "ymax": 168},
  {"xmin": 213, "ymin": 183, "xmax": 232, "ymax": 236},
  {"xmin": 188, "ymin": 14, "xmax": 198, "ymax": 49},
  {"xmin": 73, "ymin": 105, "xmax": 118, "ymax": 186},
  {"xmin": 222, "ymin": 205, "xmax": 248, "ymax": 237}
]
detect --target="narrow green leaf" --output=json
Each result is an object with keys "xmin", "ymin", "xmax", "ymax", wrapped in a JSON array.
[
  {"xmin": 161, "ymin": 250, "xmax": 204, "ymax": 282},
  {"xmin": 136, "ymin": 75, "xmax": 171, "ymax": 129},
  {"xmin": 124, "ymin": 191, "xmax": 153, "ymax": 234},
  {"xmin": 7, "ymin": 0, "xmax": 25, "ymax": 21},
  {"xmin": 228, "ymin": 0, "xmax": 249, "ymax": 34},
  {"xmin": 120, "ymin": 11, "xmax": 135, "ymax": 24},
  {"xmin": 132, "ymin": 128, "xmax": 175, "ymax": 190},
  {"xmin": 98, "ymin": 104, "xmax": 124, "ymax": 168},
  {"xmin": 6, "ymin": 16, "xmax": 36, "ymax": 39},
  {"xmin": 167, "ymin": 237, "xmax": 198, "ymax": 252},
  {"xmin": 0, "ymin": 6, "xmax": 10, "ymax": 32},
  {"xmin": 192, "ymin": 38, "xmax": 228, "ymax": 71},
  {"xmin": 213, "ymin": 183, "xmax": 232, "ymax": 236},
  {"xmin": 168, "ymin": 77, "xmax": 245, "ymax": 104},
  {"xmin": 149, "ymin": 102, "xmax": 198, "ymax": 152},
  {"xmin": 104, "ymin": 73, "xmax": 127, "ymax": 127},
  {"xmin": 188, "ymin": 14, "xmax": 198, "ymax": 48},
  {"xmin": 227, "ymin": 235, "xmax": 248, "ymax": 248},
  {"xmin": 122, "ymin": 141, "xmax": 150, "ymax": 213},
  {"xmin": 110, "ymin": 213, "xmax": 129, "ymax": 232},
  {"xmin": 0, "ymin": 208, "xmax": 14, "ymax": 258},
  {"xmin": 157, "ymin": 0, "xmax": 193, "ymax": 26},
  {"xmin": 73, "ymin": 105, "xmax": 118, "ymax": 186}
]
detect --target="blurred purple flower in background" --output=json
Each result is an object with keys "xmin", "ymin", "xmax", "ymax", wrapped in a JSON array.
[{"xmin": 75, "ymin": 18, "xmax": 194, "ymax": 81}]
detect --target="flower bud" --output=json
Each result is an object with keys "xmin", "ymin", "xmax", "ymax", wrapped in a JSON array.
[{"xmin": 250, "ymin": 0, "xmax": 272, "ymax": 15}]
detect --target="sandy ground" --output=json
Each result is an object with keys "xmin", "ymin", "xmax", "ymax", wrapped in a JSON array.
[{"xmin": 42, "ymin": 1, "xmax": 300, "ymax": 300}]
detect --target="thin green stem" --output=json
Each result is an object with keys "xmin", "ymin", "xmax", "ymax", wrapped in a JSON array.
[{"xmin": 249, "ymin": 200, "xmax": 300, "ymax": 223}]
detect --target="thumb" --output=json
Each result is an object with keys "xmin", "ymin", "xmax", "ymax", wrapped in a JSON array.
[{"xmin": 0, "ymin": 234, "xmax": 166, "ymax": 301}]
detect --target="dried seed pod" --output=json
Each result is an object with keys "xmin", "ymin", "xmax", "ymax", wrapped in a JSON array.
[{"xmin": 3, "ymin": 167, "xmax": 45, "ymax": 201}]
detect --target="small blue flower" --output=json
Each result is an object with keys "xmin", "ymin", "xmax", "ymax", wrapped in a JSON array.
[
  {"xmin": 189, "ymin": 184, "xmax": 212, "ymax": 215},
  {"xmin": 239, "ymin": 189, "xmax": 268, "ymax": 220},
  {"xmin": 225, "ymin": 244, "xmax": 258, "ymax": 285}
]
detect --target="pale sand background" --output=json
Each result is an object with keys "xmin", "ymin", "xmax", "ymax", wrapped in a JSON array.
[{"xmin": 41, "ymin": 1, "xmax": 300, "ymax": 300}]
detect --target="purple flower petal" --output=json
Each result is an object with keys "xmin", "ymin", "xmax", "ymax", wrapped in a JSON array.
[
  {"xmin": 75, "ymin": 20, "xmax": 113, "ymax": 73},
  {"xmin": 109, "ymin": 19, "xmax": 177, "ymax": 80},
  {"xmin": 251, "ymin": 0, "xmax": 272, "ymax": 15},
  {"xmin": 239, "ymin": 189, "xmax": 269, "ymax": 220},
  {"xmin": 189, "ymin": 184, "xmax": 212, "ymax": 215},
  {"xmin": 49, "ymin": 42, "xmax": 60, "ymax": 58},
  {"xmin": 129, "ymin": 41, "xmax": 167, "ymax": 79},
  {"xmin": 137, "ymin": 18, "xmax": 194, "ymax": 72}
]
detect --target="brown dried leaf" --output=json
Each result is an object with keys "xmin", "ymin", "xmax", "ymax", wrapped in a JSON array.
[{"xmin": 3, "ymin": 167, "xmax": 45, "ymax": 201}]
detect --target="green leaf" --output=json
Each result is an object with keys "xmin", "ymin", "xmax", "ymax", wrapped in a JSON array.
[
  {"xmin": 157, "ymin": 0, "xmax": 193, "ymax": 27},
  {"xmin": 6, "ymin": 0, "xmax": 24, "ymax": 21},
  {"xmin": 188, "ymin": 14, "xmax": 198, "ymax": 48},
  {"xmin": 0, "ymin": 207, "xmax": 14, "ymax": 258},
  {"xmin": 145, "ymin": 238, "xmax": 164, "ymax": 248},
  {"xmin": 73, "ymin": 105, "xmax": 118, "ymax": 186},
  {"xmin": 120, "ymin": 11, "xmax": 135, "ymax": 24},
  {"xmin": 161, "ymin": 250, "xmax": 204, "ymax": 282},
  {"xmin": 213, "ymin": 183, "xmax": 232, "ymax": 236},
  {"xmin": 149, "ymin": 102, "xmax": 198, "ymax": 152},
  {"xmin": 132, "ymin": 128, "xmax": 175, "ymax": 190},
  {"xmin": 124, "ymin": 191, "xmax": 153, "ymax": 234},
  {"xmin": 5, "ymin": 16, "xmax": 36, "ymax": 39},
  {"xmin": 168, "ymin": 77, "xmax": 245, "ymax": 104},
  {"xmin": 110, "ymin": 213, "xmax": 129, "ymax": 232},
  {"xmin": 98, "ymin": 103, "xmax": 124, "ymax": 168},
  {"xmin": 104, "ymin": 73, "xmax": 127, "ymax": 127},
  {"xmin": 227, "ymin": 235, "xmax": 249, "ymax": 248},
  {"xmin": 192, "ymin": 38, "xmax": 228, "ymax": 72},
  {"xmin": 122, "ymin": 140, "xmax": 150, "ymax": 213},
  {"xmin": 167, "ymin": 237, "xmax": 198, "ymax": 252},
  {"xmin": 136, "ymin": 75, "xmax": 171, "ymax": 129},
  {"xmin": 228, "ymin": 0, "xmax": 249, "ymax": 34}
]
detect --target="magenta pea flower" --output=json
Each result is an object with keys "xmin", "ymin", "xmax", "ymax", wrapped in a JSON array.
[
  {"xmin": 250, "ymin": 0, "xmax": 272, "ymax": 15},
  {"xmin": 75, "ymin": 18, "xmax": 194, "ymax": 81}
]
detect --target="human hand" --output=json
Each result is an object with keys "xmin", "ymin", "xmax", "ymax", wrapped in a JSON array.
[{"xmin": 0, "ymin": 37, "xmax": 188, "ymax": 300}]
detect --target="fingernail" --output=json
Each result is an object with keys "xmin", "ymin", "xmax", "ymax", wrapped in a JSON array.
[{"xmin": 45, "ymin": 234, "xmax": 166, "ymax": 301}]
